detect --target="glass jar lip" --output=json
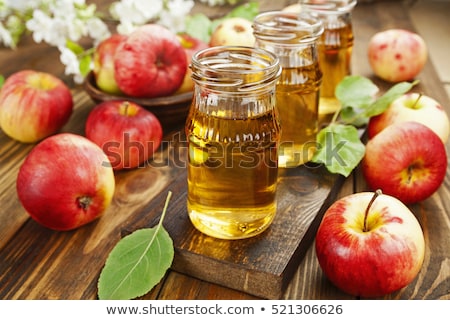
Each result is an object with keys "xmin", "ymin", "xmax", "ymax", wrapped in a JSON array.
[
  {"xmin": 190, "ymin": 45, "xmax": 281, "ymax": 93},
  {"xmin": 300, "ymin": 0, "xmax": 357, "ymax": 14},
  {"xmin": 253, "ymin": 11, "xmax": 324, "ymax": 43}
]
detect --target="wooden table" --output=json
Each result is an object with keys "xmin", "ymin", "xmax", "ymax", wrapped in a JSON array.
[{"xmin": 0, "ymin": 0, "xmax": 449, "ymax": 300}]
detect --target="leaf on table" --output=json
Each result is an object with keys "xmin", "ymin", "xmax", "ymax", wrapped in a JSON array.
[
  {"xmin": 311, "ymin": 123, "xmax": 366, "ymax": 177},
  {"xmin": 97, "ymin": 192, "xmax": 174, "ymax": 300}
]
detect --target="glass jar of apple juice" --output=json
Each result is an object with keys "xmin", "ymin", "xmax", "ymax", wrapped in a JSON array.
[
  {"xmin": 185, "ymin": 46, "xmax": 282, "ymax": 240},
  {"xmin": 253, "ymin": 11, "xmax": 324, "ymax": 168},
  {"xmin": 300, "ymin": 0, "xmax": 357, "ymax": 125}
]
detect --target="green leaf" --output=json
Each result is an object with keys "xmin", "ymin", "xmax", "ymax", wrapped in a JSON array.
[
  {"xmin": 364, "ymin": 80, "xmax": 419, "ymax": 118},
  {"xmin": 311, "ymin": 123, "xmax": 365, "ymax": 177},
  {"xmin": 336, "ymin": 75, "xmax": 379, "ymax": 126},
  {"xmin": 0, "ymin": 75, "xmax": 4, "ymax": 89},
  {"xmin": 78, "ymin": 54, "xmax": 92, "ymax": 77},
  {"xmin": 98, "ymin": 192, "xmax": 174, "ymax": 300},
  {"xmin": 66, "ymin": 40, "xmax": 84, "ymax": 55},
  {"xmin": 224, "ymin": 1, "xmax": 259, "ymax": 20},
  {"xmin": 185, "ymin": 13, "xmax": 213, "ymax": 43}
]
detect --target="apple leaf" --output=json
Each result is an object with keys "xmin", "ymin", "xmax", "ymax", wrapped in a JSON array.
[
  {"xmin": 97, "ymin": 192, "xmax": 174, "ymax": 300},
  {"xmin": 312, "ymin": 123, "xmax": 365, "ymax": 177},
  {"xmin": 311, "ymin": 75, "xmax": 418, "ymax": 176},
  {"xmin": 185, "ymin": 13, "xmax": 213, "ymax": 43},
  {"xmin": 0, "ymin": 75, "xmax": 4, "ymax": 89}
]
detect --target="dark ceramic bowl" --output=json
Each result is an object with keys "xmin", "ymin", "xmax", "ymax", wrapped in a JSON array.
[{"xmin": 83, "ymin": 71, "xmax": 193, "ymax": 128}]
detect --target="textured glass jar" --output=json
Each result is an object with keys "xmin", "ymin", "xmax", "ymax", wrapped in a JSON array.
[
  {"xmin": 300, "ymin": 0, "xmax": 357, "ymax": 124},
  {"xmin": 185, "ymin": 46, "xmax": 282, "ymax": 240},
  {"xmin": 253, "ymin": 11, "xmax": 323, "ymax": 168}
]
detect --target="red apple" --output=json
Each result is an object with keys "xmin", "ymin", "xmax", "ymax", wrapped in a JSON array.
[
  {"xmin": 85, "ymin": 100, "xmax": 163, "ymax": 170},
  {"xmin": 0, "ymin": 70, "xmax": 73, "ymax": 143},
  {"xmin": 315, "ymin": 190, "xmax": 425, "ymax": 298},
  {"xmin": 209, "ymin": 17, "xmax": 255, "ymax": 47},
  {"xmin": 93, "ymin": 33, "xmax": 128, "ymax": 95},
  {"xmin": 368, "ymin": 29, "xmax": 428, "ymax": 83},
  {"xmin": 175, "ymin": 33, "xmax": 209, "ymax": 94},
  {"xmin": 114, "ymin": 24, "xmax": 187, "ymax": 98},
  {"xmin": 16, "ymin": 133, "xmax": 115, "ymax": 231},
  {"xmin": 368, "ymin": 92, "xmax": 450, "ymax": 144},
  {"xmin": 362, "ymin": 121, "xmax": 447, "ymax": 204}
]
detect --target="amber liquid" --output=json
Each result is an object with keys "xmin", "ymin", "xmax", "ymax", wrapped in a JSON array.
[
  {"xmin": 186, "ymin": 109, "xmax": 280, "ymax": 240},
  {"xmin": 318, "ymin": 23, "xmax": 354, "ymax": 124},
  {"xmin": 276, "ymin": 65, "xmax": 321, "ymax": 168}
]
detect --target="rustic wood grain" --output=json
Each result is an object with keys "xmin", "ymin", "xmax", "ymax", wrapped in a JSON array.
[{"xmin": 0, "ymin": 0, "xmax": 449, "ymax": 300}]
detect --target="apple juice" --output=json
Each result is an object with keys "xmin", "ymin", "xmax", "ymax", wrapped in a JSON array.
[
  {"xmin": 186, "ymin": 46, "xmax": 281, "ymax": 240},
  {"xmin": 253, "ymin": 11, "xmax": 324, "ymax": 167},
  {"xmin": 299, "ymin": 0, "xmax": 357, "ymax": 124},
  {"xmin": 186, "ymin": 110, "xmax": 279, "ymax": 239},
  {"xmin": 318, "ymin": 22, "xmax": 354, "ymax": 122},
  {"xmin": 276, "ymin": 65, "xmax": 322, "ymax": 168}
]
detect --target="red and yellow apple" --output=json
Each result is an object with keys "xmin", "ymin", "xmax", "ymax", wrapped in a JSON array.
[
  {"xmin": 315, "ymin": 190, "xmax": 425, "ymax": 298},
  {"xmin": 85, "ymin": 100, "xmax": 163, "ymax": 170},
  {"xmin": 209, "ymin": 17, "xmax": 255, "ymax": 47},
  {"xmin": 176, "ymin": 33, "xmax": 209, "ymax": 94},
  {"xmin": 368, "ymin": 29, "xmax": 428, "ymax": 83},
  {"xmin": 114, "ymin": 24, "xmax": 187, "ymax": 98},
  {"xmin": 93, "ymin": 33, "xmax": 128, "ymax": 95},
  {"xmin": 0, "ymin": 70, "xmax": 73, "ymax": 143},
  {"xmin": 368, "ymin": 92, "xmax": 450, "ymax": 144},
  {"xmin": 362, "ymin": 121, "xmax": 447, "ymax": 204},
  {"xmin": 16, "ymin": 133, "xmax": 115, "ymax": 231}
]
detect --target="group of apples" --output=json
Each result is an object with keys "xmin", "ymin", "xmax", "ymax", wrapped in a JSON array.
[
  {"xmin": 0, "ymin": 68, "xmax": 164, "ymax": 231},
  {"xmin": 315, "ymin": 29, "xmax": 449, "ymax": 298}
]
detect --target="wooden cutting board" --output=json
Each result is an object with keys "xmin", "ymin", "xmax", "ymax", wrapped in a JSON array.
[{"xmin": 147, "ymin": 134, "xmax": 346, "ymax": 299}]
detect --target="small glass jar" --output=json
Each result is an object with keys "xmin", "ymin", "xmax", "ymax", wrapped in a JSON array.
[
  {"xmin": 300, "ymin": 0, "xmax": 357, "ymax": 124},
  {"xmin": 185, "ymin": 46, "xmax": 282, "ymax": 240},
  {"xmin": 253, "ymin": 11, "xmax": 324, "ymax": 168}
]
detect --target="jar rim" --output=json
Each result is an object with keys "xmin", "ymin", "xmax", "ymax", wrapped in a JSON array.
[
  {"xmin": 190, "ymin": 46, "xmax": 281, "ymax": 93},
  {"xmin": 300, "ymin": 0, "xmax": 357, "ymax": 14},
  {"xmin": 253, "ymin": 11, "xmax": 324, "ymax": 43}
]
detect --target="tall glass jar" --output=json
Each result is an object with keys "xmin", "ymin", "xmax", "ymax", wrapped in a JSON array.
[
  {"xmin": 253, "ymin": 11, "xmax": 324, "ymax": 168},
  {"xmin": 186, "ymin": 46, "xmax": 282, "ymax": 240},
  {"xmin": 300, "ymin": 0, "xmax": 357, "ymax": 124}
]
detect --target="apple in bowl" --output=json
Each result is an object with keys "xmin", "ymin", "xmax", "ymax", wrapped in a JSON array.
[
  {"xmin": 93, "ymin": 33, "xmax": 128, "ymax": 95},
  {"xmin": 315, "ymin": 190, "xmax": 425, "ymax": 298},
  {"xmin": 114, "ymin": 24, "xmax": 188, "ymax": 98}
]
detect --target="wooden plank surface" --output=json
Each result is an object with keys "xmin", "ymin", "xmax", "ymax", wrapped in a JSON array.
[{"xmin": 0, "ymin": 0, "xmax": 449, "ymax": 300}]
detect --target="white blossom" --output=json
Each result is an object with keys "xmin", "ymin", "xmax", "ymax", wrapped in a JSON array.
[
  {"xmin": 0, "ymin": 22, "xmax": 13, "ymax": 47},
  {"xmin": 59, "ymin": 45, "xmax": 84, "ymax": 84},
  {"xmin": 158, "ymin": 0, "xmax": 194, "ymax": 33}
]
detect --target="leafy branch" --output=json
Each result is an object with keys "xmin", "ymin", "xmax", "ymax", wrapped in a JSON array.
[{"xmin": 311, "ymin": 76, "xmax": 419, "ymax": 177}]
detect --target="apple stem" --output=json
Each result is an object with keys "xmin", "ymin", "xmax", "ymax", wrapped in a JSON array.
[
  {"xmin": 363, "ymin": 189, "xmax": 382, "ymax": 232},
  {"xmin": 77, "ymin": 196, "xmax": 92, "ymax": 211},
  {"xmin": 411, "ymin": 93, "xmax": 423, "ymax": 109}
]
